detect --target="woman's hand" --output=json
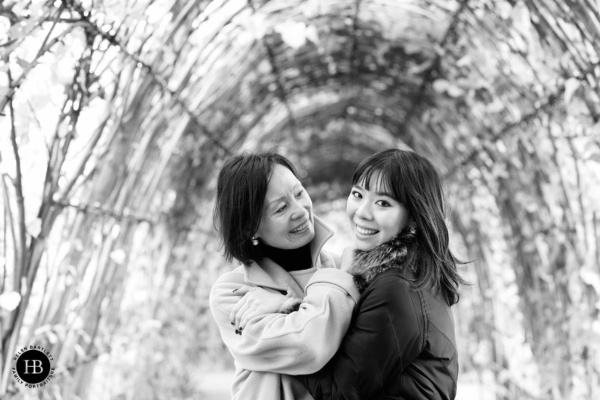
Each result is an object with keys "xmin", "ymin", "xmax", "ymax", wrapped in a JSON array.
[{"xmin": 231, "ymin": 287, "xmax": 289, "ymax": 330}]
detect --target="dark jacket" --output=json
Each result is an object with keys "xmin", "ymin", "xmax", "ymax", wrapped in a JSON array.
[{"xmin": 298, "ymin": 231, "xmax": 458, "ymax": 400}]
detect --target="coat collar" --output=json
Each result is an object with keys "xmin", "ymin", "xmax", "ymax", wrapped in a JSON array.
[
  {"xmin": 347, "ymin": 225, "xmax": 417, "ymax": 293},
  {"xmin": 243, "ymin": 215, "xmax": 334, "ymax": 293}
]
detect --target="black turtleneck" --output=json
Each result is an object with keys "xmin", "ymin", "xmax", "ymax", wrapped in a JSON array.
[{"xmin": 260, "ymin": 242, "xmax": 313, "ymax": 272}]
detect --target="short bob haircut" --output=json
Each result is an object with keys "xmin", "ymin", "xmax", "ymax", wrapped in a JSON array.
[
  {"xmin": 352, "ymin": 149, "xmax": 466, "ymax": 305},
  {"xmin": 214, "ymin": 152, "xmax": 297, "ymax": 264}
]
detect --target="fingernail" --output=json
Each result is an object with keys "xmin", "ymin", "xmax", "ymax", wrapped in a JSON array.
[
  {"xmin": 239, "ymin": 327, "xmax": 243, "ymax": 331},
  {"xmin": 232, "ymin": 288, "xmax": 239, "ymax": 293},
  {"xmin": 231, "ymin": 322, "xmax": 234, "ymax": 325},
  {"xmin": 235, "ymin": 329, "xmax": 239, "ymax": 334}
]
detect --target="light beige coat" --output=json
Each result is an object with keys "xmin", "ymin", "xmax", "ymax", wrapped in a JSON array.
[{"xmin": 209, "ymin": 217, "xmax": 359, "ymax": 400}]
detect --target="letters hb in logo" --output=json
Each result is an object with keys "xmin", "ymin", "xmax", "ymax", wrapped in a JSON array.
[
  {"xmin": 15, "ymin": 350, "xmax": 51, "ymax": 384},
  {"xmin": 24, "ymin": 360, "xmax": 44, "ymax": 374}
]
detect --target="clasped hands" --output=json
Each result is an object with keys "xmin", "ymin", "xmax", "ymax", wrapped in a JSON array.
[
  {"xmin": 230, "ymin": 286, "xmax": 288, "ymax": 333},
  {"xmin": 231, "ymin": 246, "xmax": 356, "ymax": 333}
]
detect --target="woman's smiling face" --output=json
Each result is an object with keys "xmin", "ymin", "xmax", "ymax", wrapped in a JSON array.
[
  {"xmin": 346, "ymin": 172, "xmax": 411, "ymax": 251},
  {"xmin": 255, "ymin": 164, "xmax": 315, "ymax": 249}
]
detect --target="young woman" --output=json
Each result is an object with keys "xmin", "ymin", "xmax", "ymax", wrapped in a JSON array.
[
  {"xmin": 236, "ymin": 149, "xmax": 466, "ymax": 400},
  {"xmin": 209, "ymin": 152, "xmax": 360, "ymax": 400}
]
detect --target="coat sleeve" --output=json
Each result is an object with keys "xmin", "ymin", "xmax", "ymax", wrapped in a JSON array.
[
  {"xmin": 209, "ymin": 268, "xmax": 360, "ymax": 375},
  {"xmin": 298, "ymin": 278, "xmax": 424, "ymax": 400}
]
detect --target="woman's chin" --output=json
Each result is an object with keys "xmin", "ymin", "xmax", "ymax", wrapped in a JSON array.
[
  {"xmin": 353, "ymin": 235, "xmax": 377, "ymax": 251},
  {"xmin": 291, "ymin": 226, "xmax": 315, "ymax": 248}
]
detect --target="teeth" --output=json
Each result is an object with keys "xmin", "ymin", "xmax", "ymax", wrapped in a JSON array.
[
  {"xmin": 356, "ymin": 226, "xmax": 378, "ymax": 236},
  {"xmin": 291, "ymin": 221, "xmax": 308, "ymax": 233}
]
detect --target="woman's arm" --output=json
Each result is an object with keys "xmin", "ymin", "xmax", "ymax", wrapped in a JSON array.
[
  {"xmin": 209, "ymin": 268, "xmax": 360, "ymax": 375},
  {"xmin": 297, "ymin": 278, "xmax": 424, "ymax": 400}
]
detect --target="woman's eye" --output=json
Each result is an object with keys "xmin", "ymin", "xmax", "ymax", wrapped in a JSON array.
[
  {"xmin": 296, "ymin": 189, "xmax": 304, "ymax": 198},
  {"xmin": 376, "ymin": 200, "xmax": 391, "ymax": 207},
  {"xmin": 275, "ymin": 204, "xmax": 287, "ymax": 213},
  {"xmin": 351, "ymin": 191, "xmax": 362, "ymax": 199}
]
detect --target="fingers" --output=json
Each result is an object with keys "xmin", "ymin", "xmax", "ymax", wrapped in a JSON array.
[
  {"xmin": 230, "ymin": 293, "xmax": 248, "ymax": 325},
  {"xmin": 234, "ymin": 297, "xmax": 253, "ymax": 328},
  {"xmin": 229, "ymin": 286, "xmax": 254, "ymax": 323},
  {"xmin": 239, "ymin": 310, "xmax": 260, "ymax": 329},
  {"xmin": 229, "ymin": 286, "xmax": 282, "ymax": 333},
  {"xmin": 235, "ymin": 286, "xmax": 252, "ymax": 296}
]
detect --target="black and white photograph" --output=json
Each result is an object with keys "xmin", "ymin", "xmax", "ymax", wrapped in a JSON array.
[{"xmin": 0, "ymin": 0, "xmax": 599, "ymax": 399}]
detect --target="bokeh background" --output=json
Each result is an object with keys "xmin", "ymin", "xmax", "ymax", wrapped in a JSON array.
[{"xmin": 1, "ymin": 0, "xmax": 599, "ymax": 398}]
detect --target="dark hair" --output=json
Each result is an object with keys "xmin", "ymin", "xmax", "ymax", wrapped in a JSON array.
[
  {"xmin": 352, "ymin": 149, "xmax": 467, "ymax": 305},
  {"xmin": 213, "ymin": 152, "xmax": 297, "ymax": 264}
]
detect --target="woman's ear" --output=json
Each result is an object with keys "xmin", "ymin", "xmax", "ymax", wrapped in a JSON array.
[{"xmin": 408, "ymin": 216, "xmax": 416, "ymax": 228}]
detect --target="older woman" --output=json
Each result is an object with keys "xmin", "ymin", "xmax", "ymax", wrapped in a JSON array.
[{"xmin": 209, "ymin": 152, "xmax": 360, "ymax": 400}]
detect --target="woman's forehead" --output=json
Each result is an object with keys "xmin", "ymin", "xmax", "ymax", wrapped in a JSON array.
[
  {"xmin": 264, "ymin": 165, "xmax": 300, "ymax": 202},
  {"xmin": 356, "ymin": 170, "xmax": 390, "ymax": 191}
]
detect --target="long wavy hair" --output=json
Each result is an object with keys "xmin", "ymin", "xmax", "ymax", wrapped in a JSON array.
[{"xmin": 352, "ymin": 149, "xmax": 467, "ymax": 305}]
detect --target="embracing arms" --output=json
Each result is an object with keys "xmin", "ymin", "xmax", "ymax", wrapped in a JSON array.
[{"xmin": 209, "ymin": 267, "xmax": 360, "ymax": 375}]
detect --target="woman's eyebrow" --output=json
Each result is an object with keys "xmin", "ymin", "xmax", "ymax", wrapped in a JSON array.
[
  {"xmin": 265, "ymin": 184, "xmax": 301, "ymax": 210},
  {"xmin": 265, "ymin": 196, "xmax": 285, "ymax": 210}
]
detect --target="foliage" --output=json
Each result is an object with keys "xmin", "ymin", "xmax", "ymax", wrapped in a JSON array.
[{"xmin": 0, "ymin": 0, "xmax": 599, "ymax": 399}]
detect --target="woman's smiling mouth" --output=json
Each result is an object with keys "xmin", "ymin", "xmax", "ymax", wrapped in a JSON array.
[
  {"xmin": 290, "ymin": 221, "xmax": 310, "ymax": 234},
  {"xmin": 355, "ymin": 225, "xmax": 379, "ymax": 236}
]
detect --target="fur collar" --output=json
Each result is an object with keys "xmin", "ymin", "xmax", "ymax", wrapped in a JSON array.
[{"xmin": 347, "ymin": 225, "xmax": 417, "ymax": 293}]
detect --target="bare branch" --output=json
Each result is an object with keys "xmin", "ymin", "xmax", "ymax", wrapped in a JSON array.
[
  {"xmin": 249, "ymin": 0, "xmax": 298, "ymax": 142},
  {"xmin": 1, "ymin": 171, "xmax": 19, "ymax": 286},
  {"xmin": 7, "ymin": 70, "xmax": 26, "ymax": 293},
  {"xmin": 398, "ymin": 0, "xmax": 471, "ymax": 139},
  {"xmin": 0, "ymin": 22, "xmax": 76, "ymax": 115},
  {"xmin": 68, "ymin": 0, "xmax": 233, "ymax": 156},
  {"xmin": 51, "ymin": 198, "xmax": 161, "ymax": 225},
  {"xmin": 444, "ymin": 90, "xmax": 562, "ymax": 177},
  {"xmin": 567, "ymin": 137, "xmax": 589, "ymax": 252},
  {"xmin": 594, "ymin": 212, "xmax": 600, "ymax": 273}
]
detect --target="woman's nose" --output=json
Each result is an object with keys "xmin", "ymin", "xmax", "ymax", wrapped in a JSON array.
[
  {"xmin": 290, "ymin": 200, "xmax": 308, "ymax": 219},
  {"xmin": 355, "ymin": 202, "xmax": 372, "ymax": 220}
]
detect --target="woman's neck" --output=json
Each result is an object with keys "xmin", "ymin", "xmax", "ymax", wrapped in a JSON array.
[{"xmin": 260, "ymin": 243, "xmax": 312, "ymax": 271}]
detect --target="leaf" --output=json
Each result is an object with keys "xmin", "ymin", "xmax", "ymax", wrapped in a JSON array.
[
  {"xmin": 433, "ymin": 79, "xmax": 450, "ymax": 93},
  {"xmin": 301, "ymin": 0, "xmax": 321, "ymax": 19},
  {"xmin": 564, "ymin": 78, "xmax": 580, "ymax": 105},
  {"xmin": 15, "ymin": 57, "xmax": 31, "ymax": 70},
  {"xmin": 432, "ymin": 79, "xmax": 464, "ymax": 97},
  {"xmin": 0, "ymin": 85, "xmax": 8, "ymax": 100},
  {"xmin": 274, "ymin": 21, "xmax": 308, "ymax": 49},
  {"xmin": 497, "ymin": 0, "xmax": 513, "ymax": 20},
  {"xmin": 0, "ymin": 291, "xmax": 22, "ymax": 312},
  {"xmin": 110, "ymin": 249, "xmax": 127, "ymax": 265},
  {"xmin": 30, "ymin": 0, "xmax": 46, "ymax": 19},
  {"xmin": 446, "ymin": 84, "xmax": 464, "ymax": 98},
  {"xmin": 593, "ymin": 320, "xmax": 600, "ymax": 335},
  {"xmin": 305, "ymin": 24, "xmax": 320, "ymax": 45},
  {"xmin": 26, "ymin": 218, "xmax": 42, "ymax": 237},
  {"xmin": 580, "ymin": 269, "xmax": 600, "ymax": 294},
  {"xmin": 511, "ymin": 1, "xmax": 532, "ymax": 39},
  {"xmin": 486, "ymin": 99, "xmax": 505, "ymax": 113}
]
